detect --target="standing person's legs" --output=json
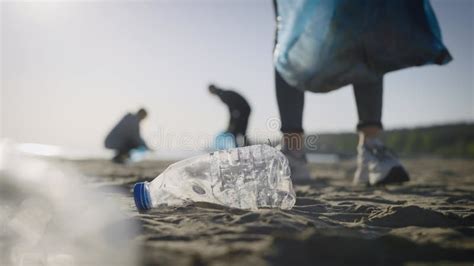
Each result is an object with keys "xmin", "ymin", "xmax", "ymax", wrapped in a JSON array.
[
  {"xmin": 234, "ymin": 110, "xmax": 250, "ymax": 147},
  {"xmin": 353, "ymin": 76, "xmax": 383, "ymax": 145},
  {"xmin": 276, "ymin": 69, "xmax": 306, "ymax": 151},
  {"xmin": 227, "ymin": 111, "xmax": 243, "ymax": 147},
  {"xmin": 353, "ymin": 75, "xmax": 409, "ymax": 185},
  {"xmin": 227, "ymin": 115, "xmax": 237, "ymax": 135},
  {"xmin": 275, "ymin": 69, "xmax": 311, "ymax": 180},
  {"xmin": 276, "ymin": 70, "xmax": 305, "ymax": 136}
]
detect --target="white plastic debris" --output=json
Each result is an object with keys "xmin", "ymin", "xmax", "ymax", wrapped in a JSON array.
[
  {"xmin": 0, "ymin": 141, "xmax": 139, "ymax": 266},
  {"xmin": 134, "ymin": 144, "xmax": 296, "ymax": 211}
]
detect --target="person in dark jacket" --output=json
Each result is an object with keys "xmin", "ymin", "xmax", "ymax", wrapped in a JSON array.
[
  {"xmin": 209, "ymin": 84, "xmax": 251, "ymax": 147},
  {"xmin": 105, "ymin": 108, "xmax": 149, "ymax": 163}
]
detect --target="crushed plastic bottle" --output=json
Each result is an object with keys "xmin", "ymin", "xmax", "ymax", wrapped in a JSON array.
[{"xmin": 133, "ymin": 144, "xmax": 296, "ymax": 211}]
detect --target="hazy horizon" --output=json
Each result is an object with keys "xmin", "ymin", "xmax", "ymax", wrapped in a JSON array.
[{"xmin": 1, "ymin": 0, "xmax": 473, "ymax": 151}]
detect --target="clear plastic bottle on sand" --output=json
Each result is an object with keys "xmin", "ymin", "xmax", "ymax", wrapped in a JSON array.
[{"xmin": 133, "ymin": 144, "xmax": 296, "ymax": 211}]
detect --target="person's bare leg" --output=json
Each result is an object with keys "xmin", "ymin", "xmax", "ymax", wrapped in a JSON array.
[{"xmin": 358, "ymin": 126, "xmax": 382, "ymax": 146}]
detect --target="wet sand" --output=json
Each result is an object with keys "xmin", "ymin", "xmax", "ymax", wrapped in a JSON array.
[{"xmin": 65, "ymin": 158, "xmax": 474, "ymax": 265}]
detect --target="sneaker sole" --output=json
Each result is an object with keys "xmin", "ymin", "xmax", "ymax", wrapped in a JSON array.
[{"xmin": 374, "ymin": 166, "xmax": 410, "ymax": 186}]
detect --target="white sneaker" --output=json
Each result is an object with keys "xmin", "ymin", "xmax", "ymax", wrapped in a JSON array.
[
  {"xmin": 354, "ymin": 140, "xmax": 410, "ymax": 186},
  {"xmin": 280, "ymin": 145, "xmax": 312, "ymax": 181}
]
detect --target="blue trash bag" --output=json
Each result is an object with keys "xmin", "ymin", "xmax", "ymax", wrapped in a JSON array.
[
  {"xmin": 130, "ymin": 145, "xmax": 148, "ymax": 162},
  {"xmin": 274, "ymin": 0, "xmax": 452, "ymax": 93},
  {"xmin": 214, "ymin": 132, "xmax": 237, "ymax": 151}
]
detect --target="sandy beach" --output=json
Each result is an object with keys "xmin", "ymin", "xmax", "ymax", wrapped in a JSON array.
[{"xmin": 57, "ymin": 157, "xmax": 474, "ymax": 266}]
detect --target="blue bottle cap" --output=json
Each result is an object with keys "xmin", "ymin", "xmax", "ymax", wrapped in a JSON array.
[{"xmin": 133, "ymin": 182, "xmax": 152, "ymax": 211}]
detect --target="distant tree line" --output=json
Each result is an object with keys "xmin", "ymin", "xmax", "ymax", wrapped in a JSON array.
[{"xmin": 307, "ymin": 123, "xmax": 474, "ymax": 158}]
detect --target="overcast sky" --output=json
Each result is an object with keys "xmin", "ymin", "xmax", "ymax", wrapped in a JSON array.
[{"xmin": 1, "ymin": 0, "xmax": 473, "ymax": 151}]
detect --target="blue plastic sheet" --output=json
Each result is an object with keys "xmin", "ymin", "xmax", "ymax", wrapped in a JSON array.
[{"xmin": 274, "ymin": 0, "xmax": 452, "ymax": 93}]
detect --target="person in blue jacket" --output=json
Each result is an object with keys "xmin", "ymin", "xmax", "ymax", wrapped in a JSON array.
[{"xmin": 105, "ymin": 108, "xmax": 149, "ymax": 163}]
